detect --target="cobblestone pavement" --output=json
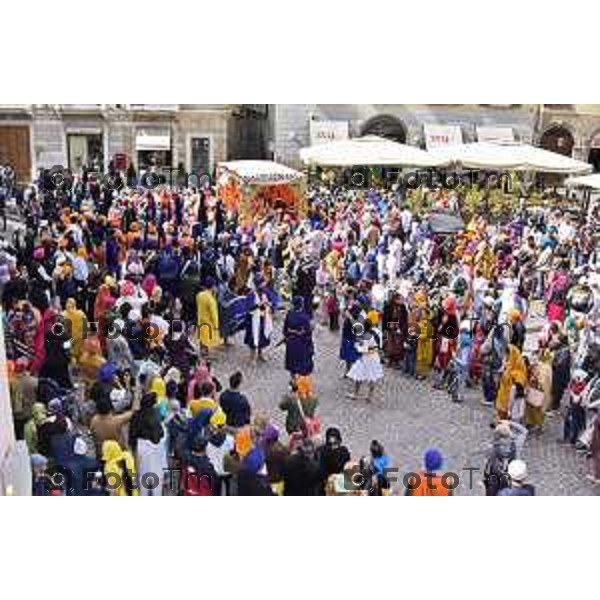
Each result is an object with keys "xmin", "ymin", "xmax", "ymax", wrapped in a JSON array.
[
  {"xmin": 6, "ymin": 210, "xmax": 596, "ymax": 496},
  {"xmin": 209, "ymin": 315, "xmax": 600, "ymax": 496}
]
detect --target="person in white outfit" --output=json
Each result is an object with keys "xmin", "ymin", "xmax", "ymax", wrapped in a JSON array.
[{"xmin": 347, "ymin": 319, "xmax": 384, "ymax": 403}]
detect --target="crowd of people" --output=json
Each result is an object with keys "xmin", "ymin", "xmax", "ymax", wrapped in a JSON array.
[{"xmin": 3, "ymin": 163, "xmax": 600, "ymax": 496}]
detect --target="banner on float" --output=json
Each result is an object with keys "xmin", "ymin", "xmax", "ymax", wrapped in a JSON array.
[{"xmin": 309, "ymin": 120, "xmax": 349, "ymax": 146}]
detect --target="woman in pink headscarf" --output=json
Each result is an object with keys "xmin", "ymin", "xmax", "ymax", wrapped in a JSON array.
[
  {"xmin": 546, "ymin": 267, "xmax": 569, "ymax": 323},
  {"xmin": 31, "ymin": 303, "xmax": 58, "ymax": 374},
  {"xmin": 187, "ymin": 361, "xmax": 214, "ymax": 403},
  {"xmin": 116, "ymin": 278, "xmax": 148, "ymax": 313},
  {"xmin": 142, "ymin": 274, "xmax": 158, "ymax": 298}
]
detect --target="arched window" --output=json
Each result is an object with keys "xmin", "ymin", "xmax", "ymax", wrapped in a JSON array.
[
  {"xmin": 540, "ymin": 125, "xmax": 575, "ymax": 157},
  {"xmin": 361, "ymin": 115, "xmax": 407, "ymax": 144},
  {"xmin": 588, "ymin": 131, "xmax": 600, "ymax": 172}
]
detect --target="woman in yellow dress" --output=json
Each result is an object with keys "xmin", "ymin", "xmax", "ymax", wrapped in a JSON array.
[
  {"xmin": 63, "ymin": 298, "xmax": 87, "ymax": 361},
  {"xmin": 537, "ymin": 348, "xmax": 554, "ymax": 413},
  {"xmin": 414, "ymin": 289, "xmax": 434, "ymax": 377},
  {"xmin": 196, "ymin": 278, "xmax": 223, "ymax": 356},
  {"xmin": 475, "ymin": 240, "xmax": 495, "ymax": 280},
  {"xmin": 102, "ymin": 440, "xmax": 139, "ymax": 497},
  {"xmin": 495, "ymin": 344, "xmax": 528, "ymax": 421},
  {"xmin": 524, "ymin": 355, "xmax": 546, "ymax": 432}
]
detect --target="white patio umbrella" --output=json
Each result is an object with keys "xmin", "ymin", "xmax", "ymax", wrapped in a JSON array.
[
  {"xmin": 565, "ymin": 173, "xmax": 600, "ymax": 189},
  {"xmin": 429, "ymin": 141, "xmax": 593, "ymax": 174},
  {"xmin": 300, "ymin": 135, "xmax": 442, "ymax": 168}
]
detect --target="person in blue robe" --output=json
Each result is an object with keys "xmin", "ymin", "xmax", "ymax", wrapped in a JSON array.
[
  {"xmin": 283, "ymin": 296, "xmax": 314, "ymax": 376},
  {"xmin": 340, "ymin": 303, "xmax": 362, "ymax": 374}
]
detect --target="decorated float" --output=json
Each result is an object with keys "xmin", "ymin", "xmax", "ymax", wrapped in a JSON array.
[{"xmin": 217, "ymin": 160, "xmax": 306, "ymax": 224}]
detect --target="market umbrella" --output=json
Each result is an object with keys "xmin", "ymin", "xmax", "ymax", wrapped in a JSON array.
[
  {"xmin": 429, "ymin": 141, "xmax": 593, "ymax": 174},
  {"xmin": 565, "ymin": 173, "xmax": 600, "ymax": 189},
  {"xmin": 299, "ymin": 135, "xmax": 442, "ymax": 168}
]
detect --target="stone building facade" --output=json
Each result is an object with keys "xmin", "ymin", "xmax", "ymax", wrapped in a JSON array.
[
  {"xmin": 4, "ymin": 104, "xmax": 600, "ymax": 183},
  {"xmin": 0, "ymin": 104, "xmax": 269, "ymax": 182},
  {"xmin": 269, "ymin": 104, "xmax": 600, "ymax": 170},
  {"xmin": 268, "ymin": 104, "xmax": 535, "ymax": 167},
  {"xmin": 536, "ymin": 105, "xmax": 600, "ymax": 170}
]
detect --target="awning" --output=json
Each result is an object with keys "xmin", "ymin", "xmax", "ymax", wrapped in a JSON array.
[
  {"xmin": 66, "ymin": 127, "xmax": 103, "ymax": 136},
  {"xmin": 429, "ymin": 141, "xmax": 593, "ymax": 174},
  {"xmin": 300, "ymin": 135, "xmax": 441, "ymax": 168},
  {"xmin": 218, "ymin": 160, "xmax": 305, "ymax": 186},
  {"xmin": 566, "ymin": 174, "xmax": 600, "ymax": 189},
  {"xmin": 135, "ymin": 134, "xmax": 171, "ymax": 152},
  {"xmin": 477, "ymin": 126, "xmax": 514, "ymax": 143},
  {"xmin": 423, "ymin": 124, "xmax": 463, "ymax": 150}
]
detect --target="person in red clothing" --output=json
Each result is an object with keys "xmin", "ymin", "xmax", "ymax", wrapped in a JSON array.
[
  {"xmin": 325, "ymin": 288, "xmax": 340, "ymax": 332},
  {"xmin": 433, "ymin": 297, "xmax": 459, "ymax": 389}
]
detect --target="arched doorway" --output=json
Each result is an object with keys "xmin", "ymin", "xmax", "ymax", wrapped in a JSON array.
[
  {"xmin": 588, "ymin": 131, "xmax": 600, "ymax": 172},
  {"xmin": 540, "ymin": 126, "xmax": 576, "ymax": 186},
  {"xmin": 361, "ymin": 115, "xmax": 407, "ymax": 144},
  {"xmin": 540, "ymin": 125, "xmax": 575, "ymax": 157}
]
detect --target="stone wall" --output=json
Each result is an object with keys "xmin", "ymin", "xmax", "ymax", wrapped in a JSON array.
[
  {"xmin": 13, "ymin": 107, "xmax": 237, "ymax": 176},
  {"xmin": 174, "ymin": 109, "xmax": 228, "ymax": 172},
  {"xmin": 540, "ymin": 110, "xmax": 600, "ymax": 161},
  {"xmin": 270, "ymin": 104, "xmax": 536, "ymax": 168},
  {"xmin": 106, "ymin": 117, "xmax": 134, "ymax": 162}
]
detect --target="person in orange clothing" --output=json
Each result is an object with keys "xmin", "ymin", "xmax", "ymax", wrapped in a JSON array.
[
  {"xmin": 78, "ymin": 336, "xmax": 106, "ymax": 387},
  {"xmin": 406, "ymin": 449, "xmax": 454, "ymax": 497}
]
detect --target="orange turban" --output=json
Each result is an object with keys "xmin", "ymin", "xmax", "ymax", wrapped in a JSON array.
[
  {"xmin": 235, "ymin": 427, "xmax": 253, "ymax": 458},
  {"xmin": 296, "ymin": 376, "xmax": 314, "ymax": 397}
]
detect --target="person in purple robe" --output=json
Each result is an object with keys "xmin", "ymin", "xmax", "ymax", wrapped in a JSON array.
[{"xmin": 105, "ymin": 230, "xmax": 121, "ymax": 278}]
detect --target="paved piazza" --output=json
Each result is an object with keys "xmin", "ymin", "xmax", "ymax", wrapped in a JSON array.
[{"xmin": 210, "ymin": 316, "xmax": 600, "ymax": 496}]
